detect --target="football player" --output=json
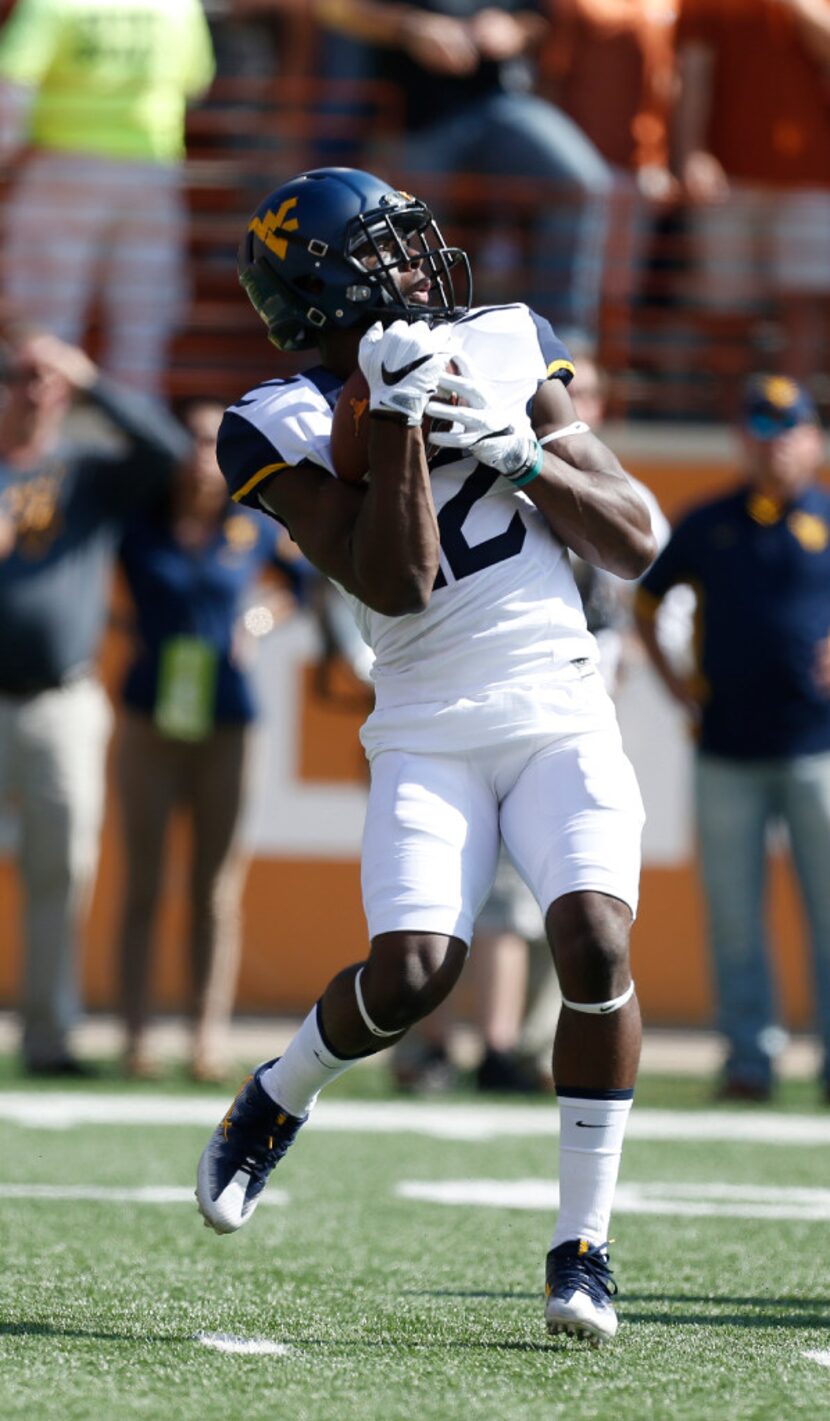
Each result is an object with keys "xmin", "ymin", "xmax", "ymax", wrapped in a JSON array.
[{"xmin": 196, "ymin": 167, "xmax": 656, "ymax": 1346}]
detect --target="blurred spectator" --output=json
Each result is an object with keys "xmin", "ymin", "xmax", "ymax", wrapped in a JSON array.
[
  {"xmin": 634, "ymin": 375, "xmax": 830, "ymax": 1103},
  {"xmin": 540, "ymin": 1, "xmax": 678, "ymax": 195},
  {"xmin": 467, "ymin": 851, "xmax": 549, "ymax": 1089},
  {"xmin": 225, "ymin": 0, "xmax": 319, "ymax": 79},
  {"xmin": 115, "ymin": 398, "xmax": 307, "ymax": 1082},
  {"xmin": 0, "ymin": 0, "xmax": 215, "ymax": 395},
  {"xmin": 206, "ymin": 2, "xmax": 317, "ymax": 156},
  {"xmin": 0, "ymin": 328, "xmax": 190, "ymax": 1075},
  {"xmin": 311, "ymin": 570, "xmax": 376, "ymax": 696},
  {"xmin": 673, "ymin": 0, "xmax": 830, "ymax": 388},
  {"xmin": 218, "ymin": 0, "xmax": 290, "ymax": 61},
  {"xmin": 568, "ymin": 353, "xmax": 675, "ymax": 690},
  {"xmin": 315, "ymin": 0, "xmax": 612, "ymax": 349},
  {"xmin": 538, "ymin": 1, "xmax": 681, "ymax": 352}
]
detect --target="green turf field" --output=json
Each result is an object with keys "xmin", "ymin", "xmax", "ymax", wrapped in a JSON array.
[{"xmin": 2, "ymin": 1066, "xmax": 830, "ymax": 1421}]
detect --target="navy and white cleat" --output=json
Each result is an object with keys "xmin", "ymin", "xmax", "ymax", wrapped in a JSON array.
[
  {"xmin": 196, "ymin": 1059, "xmax": 306, "ymax": 1235},
  {"xmin": 544, "ymin": 1238, "xmax": 619, "ymax": 1346}
]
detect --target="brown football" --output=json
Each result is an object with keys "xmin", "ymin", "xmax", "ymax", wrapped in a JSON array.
[
  {"xmin": 330, "ymin": 368, "xmax": 373, "ymax": 484},
  {"xmin": 329, "ymin": 361, "xmax": 459, "ymax": 484}
]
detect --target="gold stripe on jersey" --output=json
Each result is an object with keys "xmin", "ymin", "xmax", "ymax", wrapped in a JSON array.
[
  {"xmin": 232, "ymin": 462, "xmax": 289, "ymax": 503},
  {"xmin": 547, "ymin": 358, "xmax": 575, "ymax": 380}
]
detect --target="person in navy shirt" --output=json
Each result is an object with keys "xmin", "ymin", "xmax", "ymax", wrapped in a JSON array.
[
  {"xmin": 635, "ymin": 375, "xmax": 830, "ymax": 1103},
  {"xmin": 115, "ymin": 399, "xmax": 305, "ymax": 1082},
  {"xmin": 0, "ymin": 328, "xmax": 189, "ymax": 1076}
]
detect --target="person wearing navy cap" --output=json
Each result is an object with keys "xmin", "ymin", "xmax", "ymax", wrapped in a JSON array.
[
  {"xmin": 634, "ymin": 374, "xmax": 830, "ymax": 1103},
  {"xmin": 743, "ymin": 374, "xmax": 818, "ymax": 440}
]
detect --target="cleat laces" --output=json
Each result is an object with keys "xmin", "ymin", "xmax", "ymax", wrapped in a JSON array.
[
  {"xmin": 548, "ymin": 1240, "xmax": 618, "ymax": 1305},
  {"xmin": 233, "ymin": 1112, "xmax": 304, "ymax": 1185}
]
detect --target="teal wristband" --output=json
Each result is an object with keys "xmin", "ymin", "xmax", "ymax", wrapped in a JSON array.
[{"xmin": 509, "ymin": 442, "xmax": 544, "ymax": 488}]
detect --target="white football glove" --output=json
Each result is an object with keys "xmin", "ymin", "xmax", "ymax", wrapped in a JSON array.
[
  {"xmin": 426, "ymin": 371, "xmax": 543, "ymax": 485},
  {"xmin": 358, "ymin": 319, "xmax": 459, "ymax": 427}
]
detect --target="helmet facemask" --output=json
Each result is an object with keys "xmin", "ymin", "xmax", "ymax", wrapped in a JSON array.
[{"xmin": 343, "ymin": 201, "xmax": 471, "ymax": 326}]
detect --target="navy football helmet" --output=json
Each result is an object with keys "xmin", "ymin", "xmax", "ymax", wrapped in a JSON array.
[{"xmin": 238, "ymin": 167, "xmax": 472, "ymax": 352}]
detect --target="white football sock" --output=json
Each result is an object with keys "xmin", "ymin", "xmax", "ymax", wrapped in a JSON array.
[
  {"xmin": 258, "ymin": 1004, "xmax": 361, "ymax": 1117},
  {"xmin": 550, "ymin": 1091, "xmax": 634, "ymax": 1250}
]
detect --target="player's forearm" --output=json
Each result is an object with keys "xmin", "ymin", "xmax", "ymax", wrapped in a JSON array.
[
  {"xmin": 784, "ymin": 0, "xmax": 830, "ymax": 65},
  {"xmin": 633, "ymin": 602, "xmax": 672, "ymax": 684},
  {"xmin": 633, "ymin": 600, "xmax": 699, "ymax": 713},
  {"xmin": 349, "ymin": 419, "xmax": 440, "ymax": 615},
  {"xmin": 513, "ymin": 10, "xmax": 550, "ymax": 47},
  {"xmin": 91, "ymin": 377, "xmax": 192, "ymax": 465},
  {"xmin": 526, "ymin": 453, "xmax": 657, "ymax": 580},
  {"xmin": 314, "ymin": 0, "xmax": 413, "ymax": 45},
  {"xmin": 672, "ymin": 42, "xmax": 715, "ymax": 171},
  {"xmin": 471, "ymin": 6, "xmax": 549, "ymax": 57}
]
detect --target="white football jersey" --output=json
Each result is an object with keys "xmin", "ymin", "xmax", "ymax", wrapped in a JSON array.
[{"xmin": 219, "ymin": 304, "xmax": 610, "ymax": 755}]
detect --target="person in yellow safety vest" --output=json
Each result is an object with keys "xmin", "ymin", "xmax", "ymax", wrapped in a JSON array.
[{"xmin": 0, "ymin": 0, "xmax": 215, "ymax": 395}]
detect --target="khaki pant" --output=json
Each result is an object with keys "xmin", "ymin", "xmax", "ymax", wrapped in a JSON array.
[
  {"xmin": 116, "ymin": 711, "xmax": 251, "ymax": 1067},
  {"xmin": 0, "ymin": 677, "xmax": 112, "ymax": 1066},
  {"xmin": 4, "ymin": 150, "xmax": 187, "ymax": 395}
]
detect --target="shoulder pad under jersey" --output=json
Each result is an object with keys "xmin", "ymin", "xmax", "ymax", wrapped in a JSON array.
[
  {"xmin": 453, "ymin": 304, "xmax": 574, "ymax": 390},
  {"xmin": 218, "ymin": 369, "xmax": 341, "ymax": 508}
]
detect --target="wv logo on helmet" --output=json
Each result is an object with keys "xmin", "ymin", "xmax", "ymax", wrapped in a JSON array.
[{"xmin": 249, "ymin": 197, "xmax": 299, "ymax": 261}]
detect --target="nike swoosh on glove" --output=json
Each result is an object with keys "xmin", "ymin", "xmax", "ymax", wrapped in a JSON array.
[
  {"xmin": 358, "ymin": 319, "xmax": 459, "ymax": 427},
  {"xmin": 426, "ymin": 371, "xmax": 543, "ymax": 486}
]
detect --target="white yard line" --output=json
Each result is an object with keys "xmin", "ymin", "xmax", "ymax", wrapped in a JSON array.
[
  {"xmin": 2, "ymin": 1091, "xmax": 830, "ymax": 1145},
  {"xmin": 0, "ymin": 1183, "xmax": 287, "ymax": 1205},
  {"xmin": 195, "ymin": 1332, "xmax": 289, "ymax": 1356},
  {"xmin": 803, "ymin": 1351, "xmax": 830, "ymax": 1370},
  {"xmin": 2, "ymin": 1176, "xmax": 829, "ymax": 1224},
  {"xmin": 397, "ymin": 1179, "xmax": 830, "ymax": 1221}
]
